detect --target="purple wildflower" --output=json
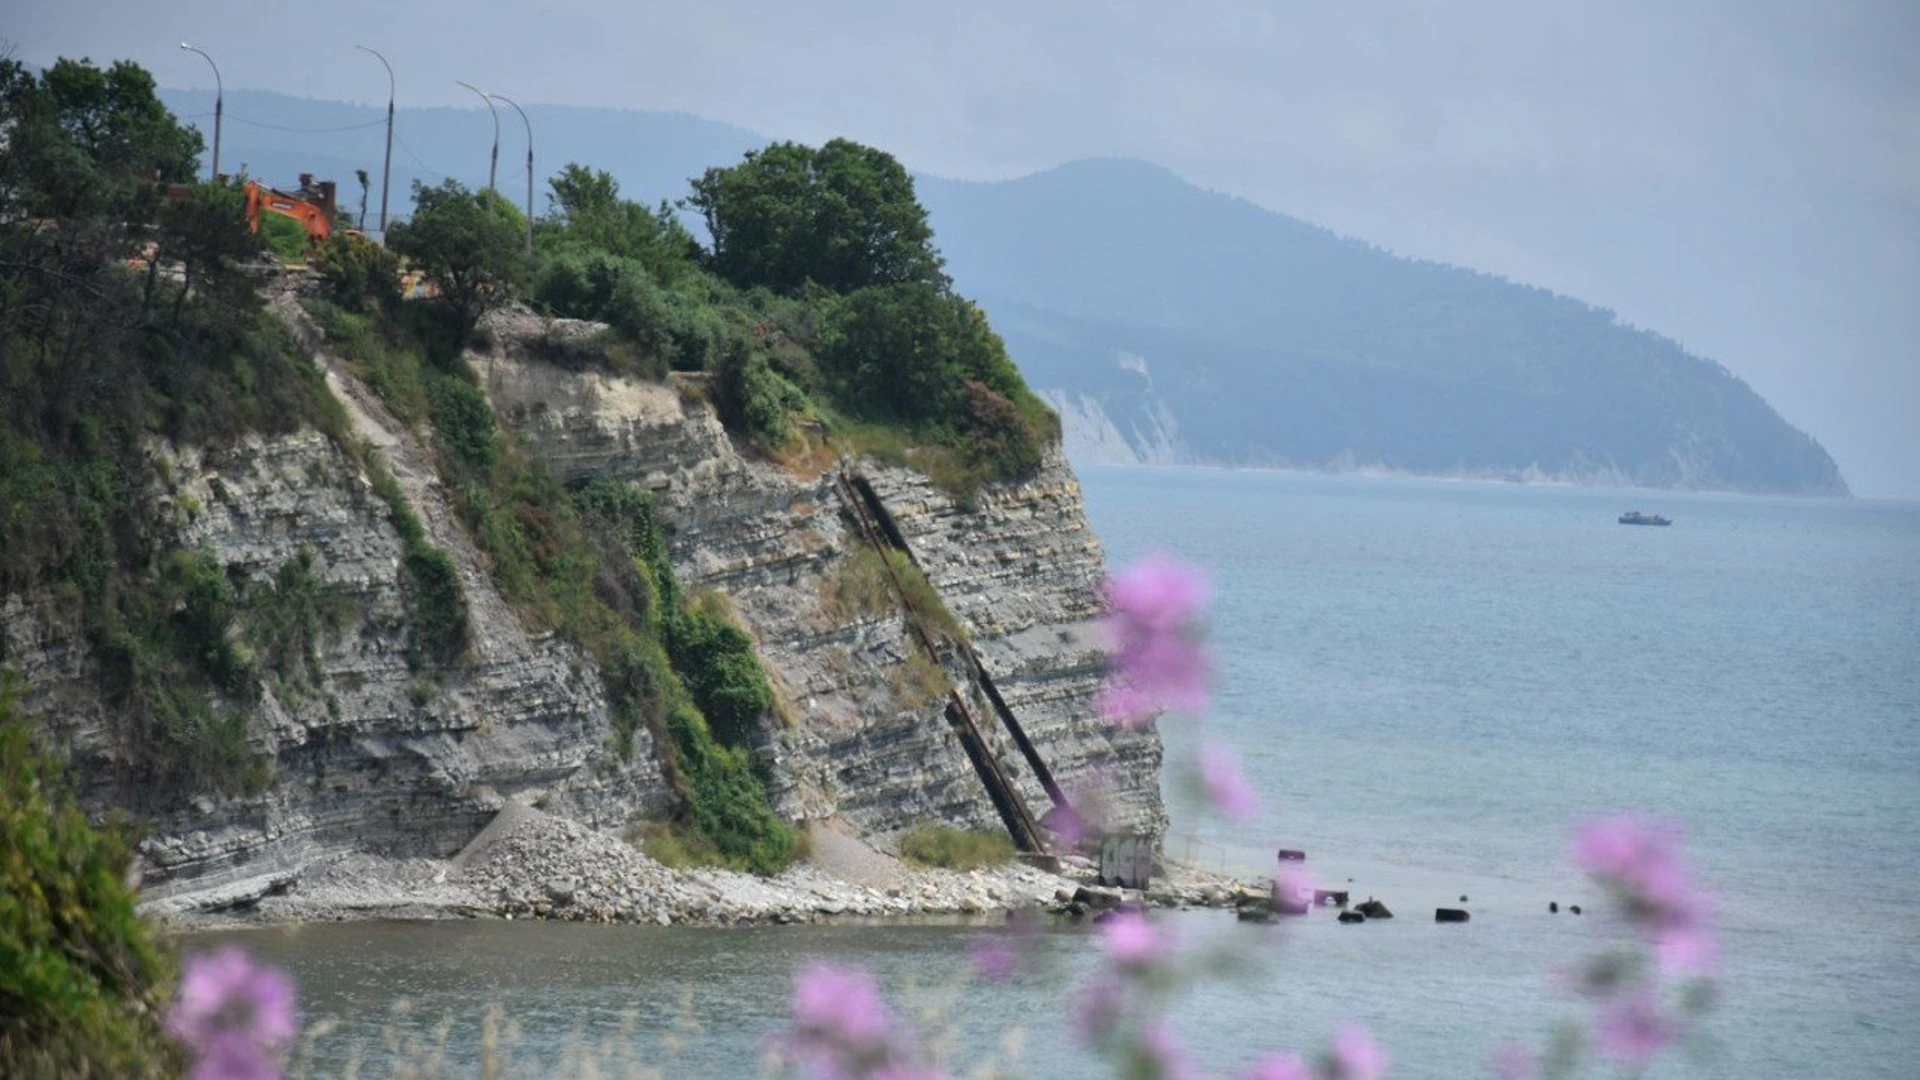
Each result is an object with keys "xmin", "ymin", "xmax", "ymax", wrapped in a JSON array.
[
  {"xmin": 166, "ymin": 947, "xmax": 298, "ymax": 1080},
  {"xmin": 1573, "ymin": 814, "xmax": 1718, "ymax": 974},
  {"xmin": 783, "ymin": 960, "xmax": 944, "ymax": 1079},
  {"xmin": 1097, "ymin": 554, "xmax": 1212, "ymax": 727},
  {"xmin": 1097, "ymin": 908, "xmax": 1169, "ymax": 967},
  {"xmin": 1328, "ymin": 1024, "xmax": 1387, "ymax": 1080},
  {"xmin": 1246, "ymin": 1052, "xmax": 1313, "ymax": 1080},
  {"xmin": 1198, "ymin": 740, "xmax": 1259, "ymax": 822},
  {"xmin": 1595, "ymin": 987, "xmax": 1678, "ymax": 1068},
  {"xmin": 791, "ymin": 961, "xmax": 891, "ymax": 1047}
]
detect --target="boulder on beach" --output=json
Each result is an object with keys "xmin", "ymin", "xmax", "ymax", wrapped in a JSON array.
[{"xmin": 1074, "ymin": 885, "xmax": 1124, "ymax": 910}]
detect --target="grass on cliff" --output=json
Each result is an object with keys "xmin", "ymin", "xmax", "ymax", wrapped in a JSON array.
[
  {"xmin": 0, "ymin": 259, "xmax": 362, "ymax": 796},
  {"xmin": 310, "ymin": 298, "xmax": 799, "ymax": 875},
  {"xmin": 822, "ymin": 545, "xmax": 968, "ymax": 646},
  {"xmin": 899, "ymin": 823, "xmax": 1015, "ymax": 870}
]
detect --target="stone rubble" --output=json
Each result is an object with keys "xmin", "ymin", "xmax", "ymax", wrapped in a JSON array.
[{"xmin": 160, "ymin": 807, "xmax": 1259, "ymax": 930}]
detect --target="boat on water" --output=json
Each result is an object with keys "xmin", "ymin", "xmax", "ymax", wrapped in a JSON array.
[{"xmin": 1618, "ymin": 510, "xmax": 1671, "ymax": 526}]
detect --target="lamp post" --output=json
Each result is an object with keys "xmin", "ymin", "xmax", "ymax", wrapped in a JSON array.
[
  {"xmin": 178, "ymin": 42, "xmax": 221, "ymax": 182},
  {"xmin": 355, "ymin": 44, "xmax": 395, "ymax": 234},
  {"xmin": 489, "ymin": 92, "xmax": 534, "ymax": 256},
  {"xmin": 455, "ymin": 80, "xmax": 498, "ymax": 196}
]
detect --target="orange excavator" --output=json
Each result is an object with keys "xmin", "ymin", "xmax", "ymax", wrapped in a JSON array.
[{"xmin": 243, "ymin": 173, "xmax": 338, "ymax": 247}]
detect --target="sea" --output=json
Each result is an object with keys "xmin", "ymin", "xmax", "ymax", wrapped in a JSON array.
[{"xmin": 197, "ymin": 468, "xmax": 1920, "ymax": 1079}]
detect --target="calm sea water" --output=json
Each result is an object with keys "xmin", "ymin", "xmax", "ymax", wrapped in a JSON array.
[{"xmin": 200, "ymin": 469, "xmax": 1920, "ymax": 1079}]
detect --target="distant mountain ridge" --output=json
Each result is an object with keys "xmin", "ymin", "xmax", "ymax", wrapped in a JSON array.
[
  {"xmin": 915, "ymin": 160, "xmax": 1846, "ymax": 495},
  {"xmin": 156, "ymin": 89, "xmax": 1847, "ymax": 495}
]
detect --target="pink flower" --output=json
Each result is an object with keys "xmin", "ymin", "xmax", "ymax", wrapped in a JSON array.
[
  {"xmin": 1595, "ymin": 988, "xmax": 1678, "ymax": 1068},
  {"xmin": 1198, "ymin": 741, "xmax": 1259, "ymax": 822},
  {"xmin": 1097, "ymin": 554, "xmax": 1212, "ymax": 726},
  {"xmin": 1654, "ymin": 919, "xmax": 1720, "ymax": 976},
  {"xmin": 1491, "ymin": 1044, "xmax": 1540, "ymax": 1080},
  {"xmin": 166, "ymin": 947, "xmax": 298, "ymax": 1080},
  {"xmin": 785, "ymin": 962, "xmax": 942, "ymax": 1079},
  {"xmin": 1573, "ymin": 814, "xmax": 1718, "ymax": 975},
  {"xmin": 1097, "ymin": 908, "xmax": 1169, "ymax": 967},
  {"xmin": 1328, "ymin": 1024, "xmax": 1387, "ymax": 1080},
  {"xmin": 791, "ymin": 961, "xmax": 891, "ymax": 1047},
  {"xmin": 1246, "ymin": 1052, "xmax": 1313, "ymax": 1080}
]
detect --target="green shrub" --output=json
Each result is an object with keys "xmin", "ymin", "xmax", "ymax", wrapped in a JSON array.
[
  {"xmin": 425, "ymin": 370, "xmax": 499, "ymax": 477},
  {"xmin": 627, "ymin": 819, "xmax": 724, "ymax": 869},
  {"xmin": 666, "ymin": 703, "xmax": 799, "ymax": 876},
  {"xmin": 314, "ymin": 233, "xmax": 401, "ymax": 312},
  {"xmin": 401, "ymin": 547, "xmax": 468, "ymax": 668},
  {"xmin": 89, "ymin": 548, "xmax": 268, "ymax": 794},
  {"xmin": 0, "ymin": 677, "xmax": 177, "ymax": 1077},
  {"xmin": 668, "ymin": 592, "xmax": 775, "ymax": 749},
  {"xmin": 366, "ymin": 460, "xmax": 470, "ymax": 670},
  {"xmin": 308, "ymin": 299, "xmax": 431, "ymax": 427},
  {"xmin": 899, "ymin": 823, "xmax": 1014, "ymax": 870},
  {"xmin": 712, "ymin": 338, "xmax": 808, "ymax": 450},
  {"xmin": 258, "ymin": 210, "xmax": 309, "ymax": 263},
  {"xmin": 246, "ymin": 548, "xmax": 354, "ymax": 692}
]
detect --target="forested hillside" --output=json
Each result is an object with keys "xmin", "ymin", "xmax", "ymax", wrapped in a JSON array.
[{"xmin": 917, "ymin": 160, "xmax": 1846, "ymax": 493}]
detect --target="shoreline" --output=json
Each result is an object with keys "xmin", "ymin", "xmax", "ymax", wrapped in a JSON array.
[{"xmin": 145, "ymin": 806, "xmax": 1266, "ymax": 933}]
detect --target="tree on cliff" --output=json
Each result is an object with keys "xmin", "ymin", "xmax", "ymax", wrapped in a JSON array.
[
  {"xmin": 387, "ymin": 179, "xmax": 527, "ymax": 340},
  {"xmin": 543, "ymin": 164, "xmax": 701, "ymax": 285},
  {"xmin": 687, "ymin": 138, "xmax": 946, "ymax": 294}
]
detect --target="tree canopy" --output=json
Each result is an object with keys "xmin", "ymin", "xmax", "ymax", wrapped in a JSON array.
[
  {"xmin": 386, "ymin": 179, "xmax": 527, "ymax": 337},
  {"xmin": 688, "ymin": 139, "xmax": 946, "ymax": 294}
]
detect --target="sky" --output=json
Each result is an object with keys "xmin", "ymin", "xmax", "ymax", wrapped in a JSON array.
[{"xmin": 11, "ymin": 1, "xmax": 1918, "ymax": 497}]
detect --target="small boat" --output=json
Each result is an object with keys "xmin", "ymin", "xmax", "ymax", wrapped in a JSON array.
[{"xmin": 1618, "ymin": 510, "xmax": 1671, "ymax": 526}]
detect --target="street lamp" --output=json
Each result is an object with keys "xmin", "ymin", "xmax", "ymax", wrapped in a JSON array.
[
  {"xmin": 355, "ymin": 45, "xmax": 395, "ymax": 234},
  {"xmin": 178, "ymin": 42, "xmax": 221, "ymax": 182},
  {"xmin": 455, "ymin": 80, "xmax": 498, "ymax": 196},
  {"xmin": 489, "ymin": 92, "xmax": 534, "ymax": 256}
]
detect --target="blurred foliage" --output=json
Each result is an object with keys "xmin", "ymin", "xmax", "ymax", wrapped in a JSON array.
[{"xmin": 0, "ymin": 676, "xmax": 178, "ymax": 1077}]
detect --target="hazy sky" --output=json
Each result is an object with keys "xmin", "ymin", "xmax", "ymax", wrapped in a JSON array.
[{"xmin": 13, "ymin": 1, "xmax": 1918, "ymax": 496}]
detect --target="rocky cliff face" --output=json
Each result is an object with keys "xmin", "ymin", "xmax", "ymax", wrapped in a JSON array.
[
  {"xmin": 0, "ymin": 306, "xmax": 1164, "ymax": 908},
  {"xmin": 480, "ymin": 317, "xmax": 1166, "ymax": 845}
]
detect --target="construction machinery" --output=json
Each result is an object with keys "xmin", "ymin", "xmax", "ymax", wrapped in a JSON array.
[{"xmin": 243, "ymin": 173, "xmax": 338, "ymax": 247}]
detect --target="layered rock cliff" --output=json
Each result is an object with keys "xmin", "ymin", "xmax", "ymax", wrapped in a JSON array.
[{"xmin": 0, "ymin": 303, "xmax": 1163, "ymax": 909}]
